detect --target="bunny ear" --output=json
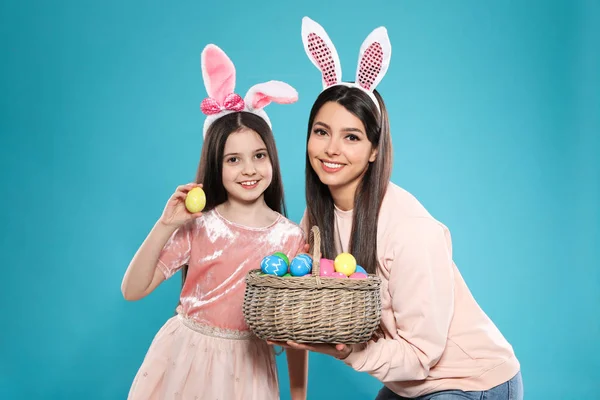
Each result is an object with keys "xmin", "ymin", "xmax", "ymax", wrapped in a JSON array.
[
  {"xmin": 245, "ymin": 81, "xmax": 298, "ymax": 110},
  {"xmin": 201, "ymin": 44, "xmax": 236, "ymax": 104},
  {"xmin": 301, "ymin": 16, "xmax": 342, "ymax": 89},
  {"xmin": 355, "ymin": 27, "xmax": 391, "ymax": 92}
]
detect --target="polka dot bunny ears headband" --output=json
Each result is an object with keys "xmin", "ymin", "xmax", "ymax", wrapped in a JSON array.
[
  {"xmin": 301, "ymin": 16, "xmax": 392, "ymax": 113},
  {"xmin": 200, "ymin": 44, "xmax": 298, "ymax": 138}
]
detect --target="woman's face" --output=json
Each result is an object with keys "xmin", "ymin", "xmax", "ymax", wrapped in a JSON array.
[{"xmin": 307, "ymin": 101, "xmax": 377, "ymax": 195}]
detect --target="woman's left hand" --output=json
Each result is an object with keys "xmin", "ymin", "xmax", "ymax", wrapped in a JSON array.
[{"xmin": 267, "ymin": 341, "xmax": 352, "ymax": 360}]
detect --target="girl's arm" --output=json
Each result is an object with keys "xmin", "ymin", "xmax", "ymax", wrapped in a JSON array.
[
  {"xmin": 120, "ymin": 220, "xmax": 177, "ymax": 300},
  {"xmin": 121, "ymin": 183, "xmax": 203, "ymax": 301},
  {"xmin": 286, "ymin": 348, "xmax": 308, "ymax": 400}
]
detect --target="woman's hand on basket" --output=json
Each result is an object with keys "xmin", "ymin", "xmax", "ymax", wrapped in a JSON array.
[{"xmin": 267, "ymin": 341, "xmax": 352, "ymax": 360}]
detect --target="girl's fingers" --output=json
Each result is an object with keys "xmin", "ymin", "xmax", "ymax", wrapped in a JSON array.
[
  {"xmin": 173, "ymin": 192, "xmax": 187, "ymax": 200},
  {"xmin": 175, "ymin": 183, "xmax": 196, "ymax": 193},
  {"xmin": 174, "ymin": 183, "xmax": 202, "ymax": 197}
]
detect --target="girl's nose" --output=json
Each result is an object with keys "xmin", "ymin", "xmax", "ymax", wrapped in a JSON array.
[{"xmin": 242, "ymin": 160, "xmax": 257, "ymax": 175}]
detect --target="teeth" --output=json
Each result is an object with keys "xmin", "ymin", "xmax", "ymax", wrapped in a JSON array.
[
  {"xmin": 241, "ymin": 181, "xmax": 258, "ymax": 186},
  {"xmin": 323, "ymin": 161, "xmax": 343, "ymax": 169}
]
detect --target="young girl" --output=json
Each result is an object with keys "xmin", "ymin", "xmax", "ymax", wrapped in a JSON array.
[
  {"xmin": 121, "ymin": 44, "xmax": 307, "ymax": 400},
  {"xmin": 275, "ymin": 17, "xmax": 523, "ymax": 400}
]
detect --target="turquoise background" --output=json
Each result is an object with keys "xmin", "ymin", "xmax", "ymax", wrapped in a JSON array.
[{"xmin": 1, "ymin": 0, "xmax": 598, "ymax": 399}]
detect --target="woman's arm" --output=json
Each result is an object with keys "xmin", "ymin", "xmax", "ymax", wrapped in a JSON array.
[{"xmin": 342, "ymin": 218, "xmax": 455, "ymax": 382}]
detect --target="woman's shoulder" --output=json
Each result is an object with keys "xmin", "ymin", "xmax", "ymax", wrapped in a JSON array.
[
  {"xmin": 380, "ymin": 182, "xmax": 450, "ymax": 236},
  {"xmin": 381, "ymin": 182, "xmax": 434, "ymax": 220}
]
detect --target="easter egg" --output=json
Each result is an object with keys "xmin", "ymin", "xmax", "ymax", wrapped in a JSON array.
[
  {"xmin": 349, "ymin": 272, "xmax": 368, "ymax": 279},
  {"xmin": 319, "ymin": 258, "xmax": 335, "ymax": 277},
  {"xmin": 290, "ymin": 253, "xmax": 312, "ymax": 276},
  {"xmin": 334, "ymin": 253, "xmax": 357, "ymax": 276},
  {"xmin": 185, "ymin": 187, "xmax": 206, "ymax": 213},
  {"xmin": 330, "ymin": 271, "xmax": 347, "ymax": 278},
  {"xmin": 272, "ymin": 252, "xmax": 290, "ymax": 266},
  {"xmin": 260, "ymin": 255, "xmax": 287, "ymax": 277},
  {"xmin": 355, "ymin": 265, "xmax": 366, "ymax": 274}
]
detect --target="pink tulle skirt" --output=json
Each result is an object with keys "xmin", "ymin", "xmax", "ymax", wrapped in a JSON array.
[{"xmin": 127, "ymin": 314, "xmax": 279, "ymax": 400}]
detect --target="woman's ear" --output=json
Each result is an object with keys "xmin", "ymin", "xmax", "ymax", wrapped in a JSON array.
[{"xmin": 369, "ymin": 148, "xmax": 378, "ymax": 162}]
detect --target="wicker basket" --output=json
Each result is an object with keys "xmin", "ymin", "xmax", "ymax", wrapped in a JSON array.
[{"xmin": 242, "ymin": 225, "xmax": 382, "ymax": 344}]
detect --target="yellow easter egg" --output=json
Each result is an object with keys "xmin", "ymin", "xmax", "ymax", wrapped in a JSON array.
[
  {"xmin": 185, "ymin": 187, "xmax": 206, "ymax": 213},
  {"xmin": 334, "ymin": 253, "xmax": 357, "ymax": 276}
]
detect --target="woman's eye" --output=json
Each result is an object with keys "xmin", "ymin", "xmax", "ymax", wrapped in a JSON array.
[
  {"xmin": 346, "ymin": 134, "xmax": 359, "ymax": 141},
  {"xmin": 313, "ymin": 128, "xmax": 327, "ymax": 136}
]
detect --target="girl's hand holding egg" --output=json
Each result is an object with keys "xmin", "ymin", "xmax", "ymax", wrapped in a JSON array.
[
  {"xmin": 185, "ymin": 186, "xmax": 206, "ymax": 214},
  {"xmin": 160, "ymin": 183, "xmax": 205, "ymax": 228}
]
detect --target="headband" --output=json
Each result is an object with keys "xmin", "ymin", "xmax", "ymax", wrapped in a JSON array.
[
  {"xmin": 200, "ymin": 44, "xmax": 298, "ymax": 137},
  {"xmin": 301, "ymin": 16, "xmax": 392, "ymax": 113}
]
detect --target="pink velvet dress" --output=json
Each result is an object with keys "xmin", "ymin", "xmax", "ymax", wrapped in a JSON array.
[{"xmin": 127, "ymin": 208, "xmax": 305, "ymax": 400}]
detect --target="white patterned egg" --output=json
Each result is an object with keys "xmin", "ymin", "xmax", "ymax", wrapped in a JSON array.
[
  {"xmin": 290, "ymin": 253, "xmax": 313, "ymax": 277},
  {"xmin": 260, "ymin": 255, "xmax": 288, "ymax": 277}
]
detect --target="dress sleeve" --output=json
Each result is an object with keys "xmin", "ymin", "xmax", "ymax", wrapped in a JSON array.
[
  {"xmin": 299, "ymin": 209, "xmax": 309, "ymax": 236},
  {"xmin": 282, "ymin": 226, "xmax": 308, "ymax": 263},
  {"xmin": 157, "ymin": 222, "xmax": 193, "ymax": 279}
]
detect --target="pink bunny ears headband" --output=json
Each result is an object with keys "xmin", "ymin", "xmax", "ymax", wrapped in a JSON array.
[
  {"xmin": 200, "ymin": 44, "xmax": 298, "ymax": 138},
  {"xmin": 301, "ymin": 16, "xmax": 392, "ymax": 113}
]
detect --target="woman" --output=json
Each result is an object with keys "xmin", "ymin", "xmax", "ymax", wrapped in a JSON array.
[{"xmin": 276, "ymin": 17, "xmax": 524, "ymax": 400}]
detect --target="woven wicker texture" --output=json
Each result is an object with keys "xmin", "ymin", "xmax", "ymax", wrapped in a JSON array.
[{"xmin": 243, "ymin": 226, "xmax": 382, "ymax": 344}]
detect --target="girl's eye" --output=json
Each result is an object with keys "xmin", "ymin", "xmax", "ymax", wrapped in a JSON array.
[
  {"xmin": 346, "ymin": 134, "xmax": 360, "ymax": 141},
  {"xmin": 312, "ymin": 128, "xmax": 328, "ymax": 136},
  {"xmin": 255, "ymin": 152, "xmax": 268, "ymax": 160},
  {"xmin": 226, "ymin": 157, "xmax": 238, "ymax": 163}
]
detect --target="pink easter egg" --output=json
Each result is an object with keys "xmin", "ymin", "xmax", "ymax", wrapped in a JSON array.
[
  {"xmin": 349, "ymin": 272, "xmax": 368, "ymax": 279},
  {"xmin": 330, "ymin": 271, "xmax": 347, "ymax": 278},
  {"xmin": 319, "ymin": 258, "xmax": 335, "ymax": 277}
]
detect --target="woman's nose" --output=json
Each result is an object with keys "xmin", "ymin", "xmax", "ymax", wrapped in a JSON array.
[{"xmin": 325, "ymin": 137, "xmax": 341, "ymax": 156}]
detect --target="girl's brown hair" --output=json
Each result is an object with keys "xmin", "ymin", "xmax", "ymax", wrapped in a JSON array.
[{"xmin": 181, "ymin": 111, "xmax": 287, "ymax": 284}]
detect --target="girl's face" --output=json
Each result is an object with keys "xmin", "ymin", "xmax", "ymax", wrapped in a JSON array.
[
  {"xmin": 222, "ymin": 128, "xmax": 273, "ymax": 205},
  {"xmin": 307, "ymin": 101, "xmax": 377, "ymax": 194}
]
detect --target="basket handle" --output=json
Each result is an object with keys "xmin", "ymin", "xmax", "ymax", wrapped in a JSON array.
[{"xmin": 309, "ymin": 225, "xmax": 322, "ymax": 277}]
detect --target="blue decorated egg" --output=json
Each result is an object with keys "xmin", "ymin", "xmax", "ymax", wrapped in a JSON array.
[
  {"xmin": 355, "ymin": 265, "xmax": 366, "ymax": 274},
  {"xmin": 260, "ymin": 254, "xmax": 288, "ymax": 277},
  {"xmin": 290, "ymin": 253, "xmax": 313, "ymax": 277}
]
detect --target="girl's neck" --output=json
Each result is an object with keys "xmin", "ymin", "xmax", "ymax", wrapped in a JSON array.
[{"xmin": 216, "ymin": 197, "xmax": 278, "ymax": 228}]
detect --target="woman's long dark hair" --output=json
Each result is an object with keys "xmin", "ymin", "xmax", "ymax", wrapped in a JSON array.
[
  {"xmin": 305, "ymin": 85, "xmax": 392, "ymax": 274},
  {"xmin": 181, "ymin": 111, "xmax": 287, "ymax": 285}
]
